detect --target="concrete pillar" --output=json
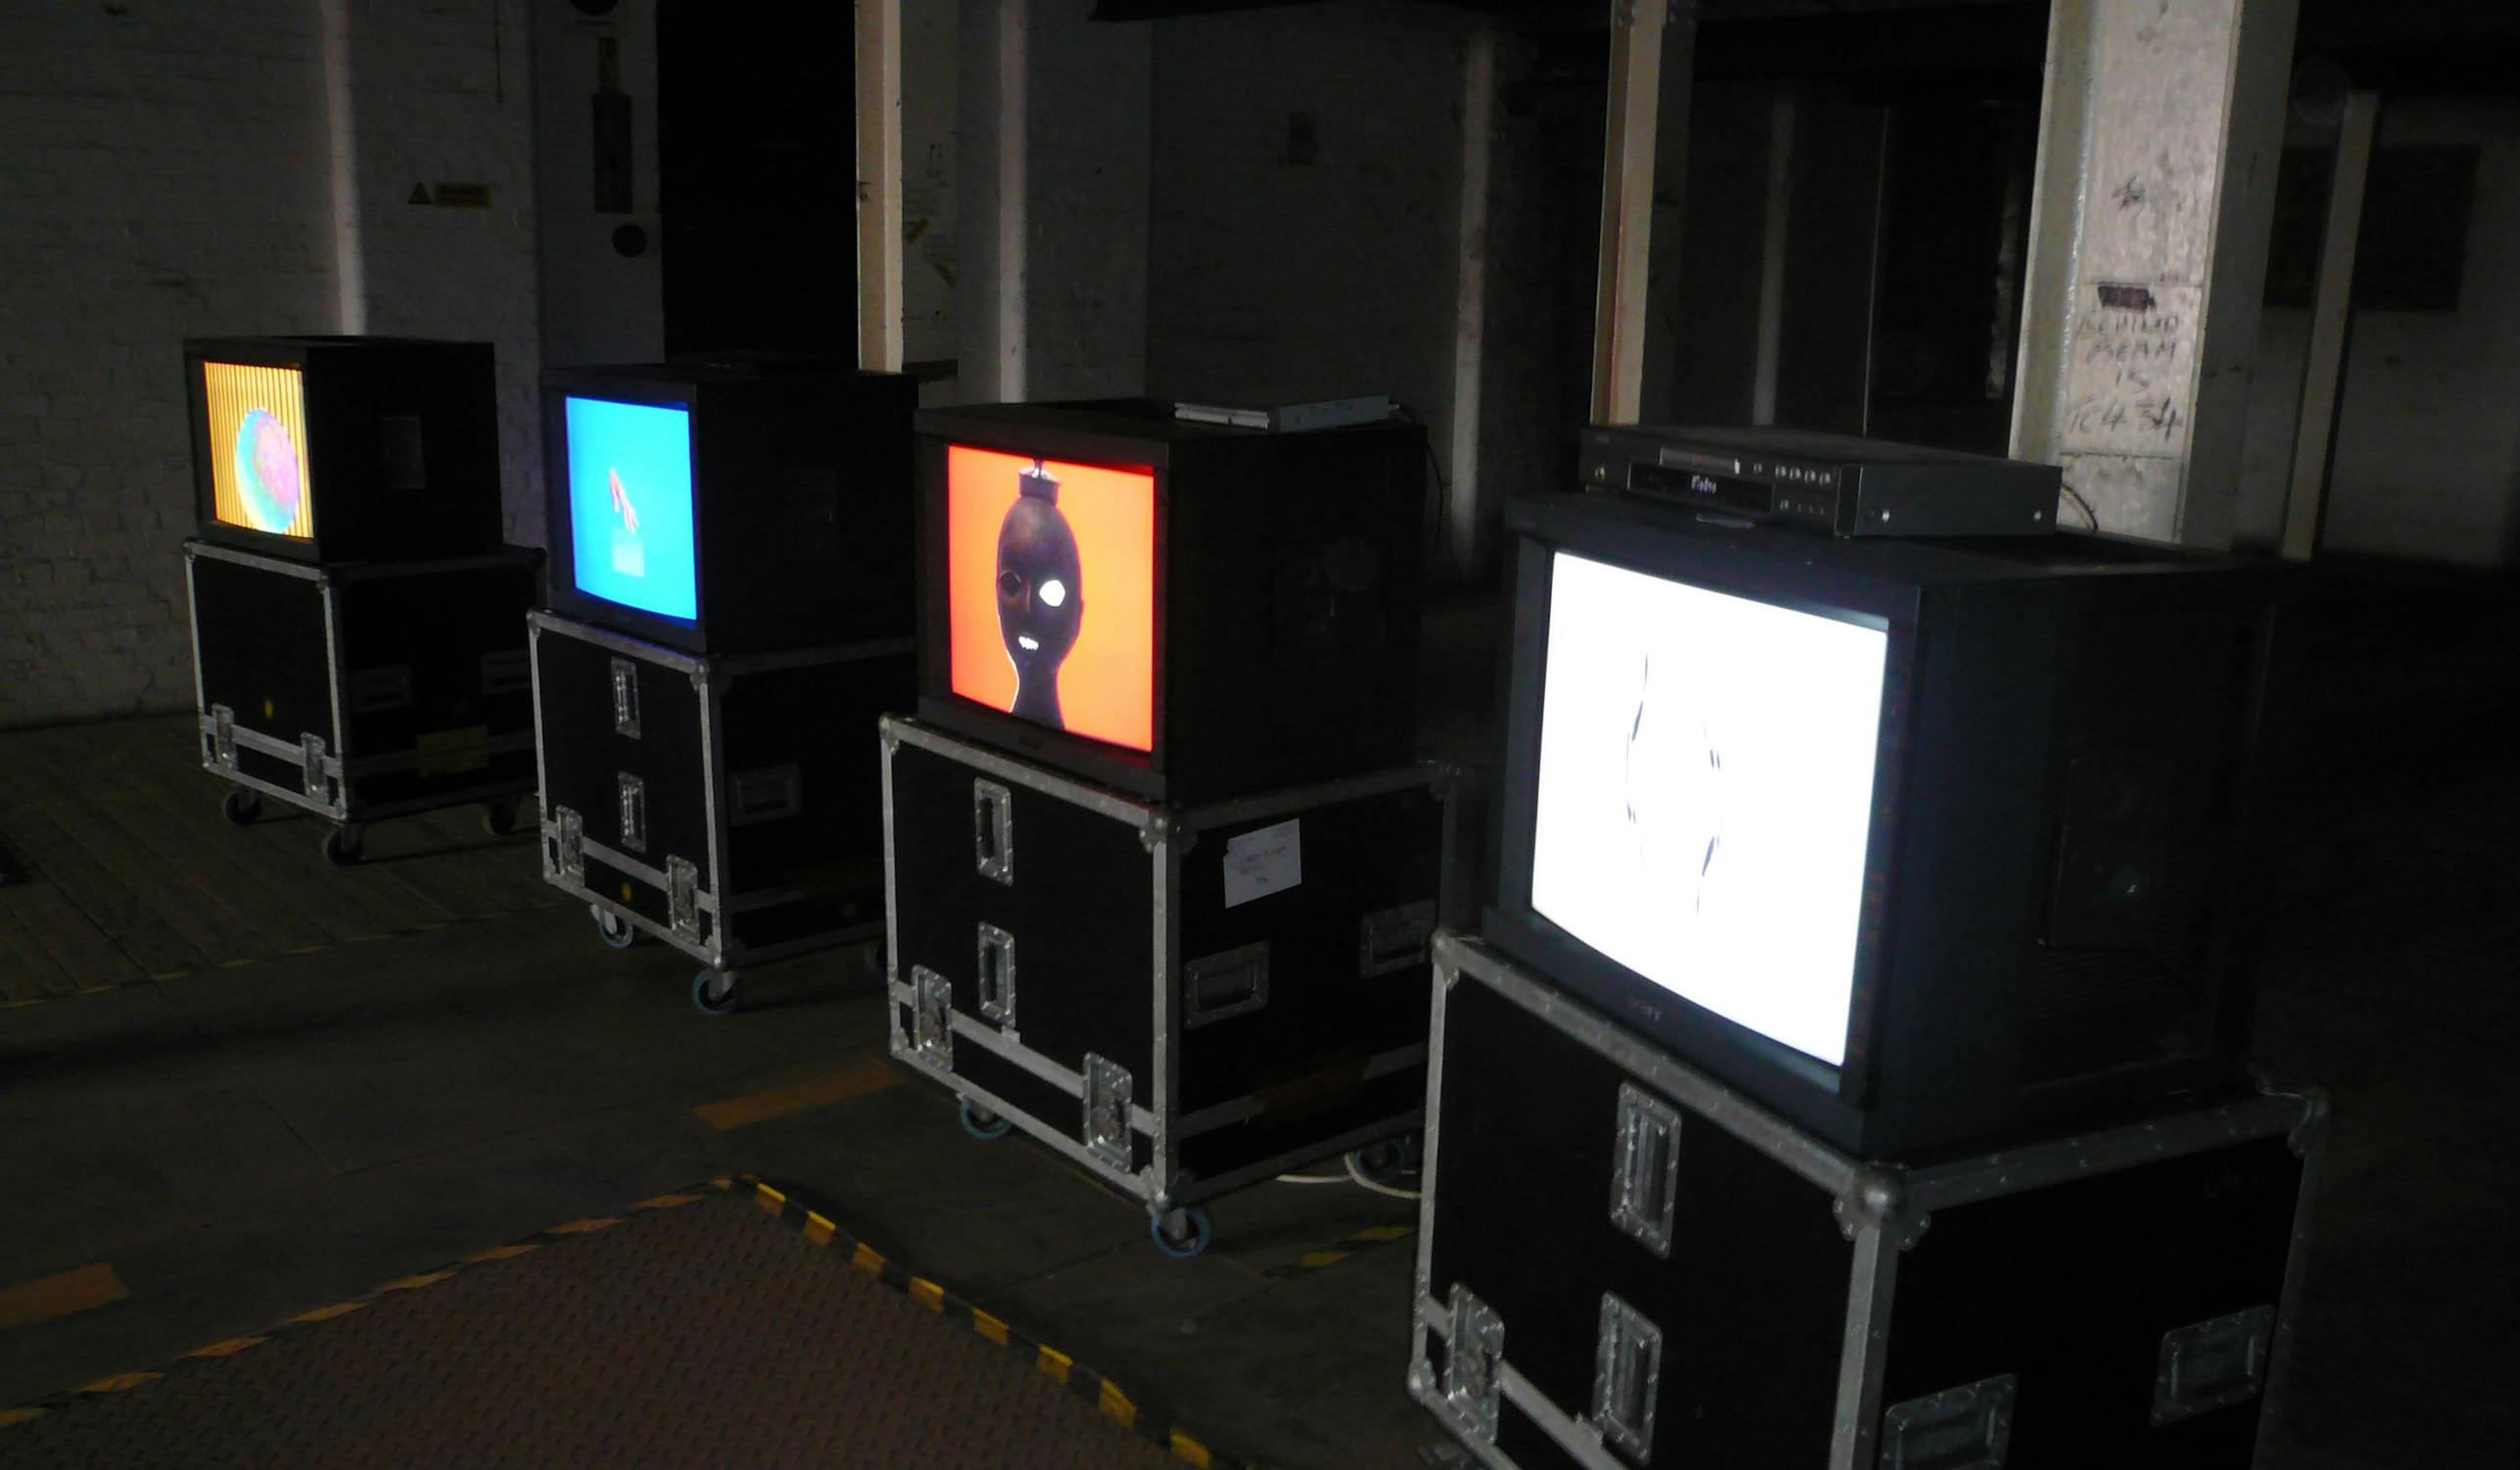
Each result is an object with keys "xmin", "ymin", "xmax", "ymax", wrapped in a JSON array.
[
  {"xmin": 2009, "ymin": 0, "xmax": 2298, "ymax": 545},
  {"xmin": 858, "ymin": 0, "xmax": 905, "ymax": 373},
  {"xmin": 955, "ymin": 0, "xmax": 1149, "ymax": 406}
]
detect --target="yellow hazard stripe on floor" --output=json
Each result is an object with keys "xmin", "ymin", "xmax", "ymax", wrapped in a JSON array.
[
  {"xmin": 1262, "ymin": 1220, "xmax": 1416, "ymax": 1280},
  {"xmin": 735, "ymin": 1175, "xmax": 1256, "ymax": 1469},
  {"xmin": 293, "ymin": 1301, "xmax": 368, "ymax": 1324},
  {"xmin": 77, "ymin": 1372, "xmax": 160, "ymax": 1395},
  {"xmin": 464, "ymin": 1244, "xmax": 540, "ymax": 1264},
  {"xmin": 0, "ymin": 1262, "xmax": 129, "ymax": 1330},
  {"xmin": 0, "ymin": 1179, "xmax": 741, "ymax": 1433},
  {"xmin": 0, "ymin": 900, "xmax": 574, "ymax": 1012},
  {"xmin": 694, "ymin": 1059, "xmax": 902, "ymax": 1130}
]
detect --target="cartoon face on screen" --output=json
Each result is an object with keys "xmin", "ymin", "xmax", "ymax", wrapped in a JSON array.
[
  {"xmin": 995, "ymin": 460, "xmax": 1083, "ymax": 728},
  {"xmin": 947, "ymin": 445, "xmax": 1154, "ymax": 751}
]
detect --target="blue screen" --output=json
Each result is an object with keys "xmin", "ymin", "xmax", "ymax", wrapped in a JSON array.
[{"xmin": 566, "ymin": 396, "xmax": 698, "ymax": 620}]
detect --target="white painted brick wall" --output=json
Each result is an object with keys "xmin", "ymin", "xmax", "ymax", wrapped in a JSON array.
[
  {"xmin": 1146, "ymin": 3, "xmax": 1476, "ymax": 473},
  {"xmin": 0, "ymin": 0, "xmax": 543, "ymax": 728},
  {"xmin": 337, "ymin": 0, "xmax": 542, "ymax": 547},
  {"xmin": 0, "ymin": 1, "xmax": 337, "ymax": 727}
]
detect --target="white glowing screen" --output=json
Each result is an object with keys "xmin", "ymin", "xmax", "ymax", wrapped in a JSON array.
[{"xmin": 1530, "ymin": 551, "xmax": 1889, "ymax": 1067}]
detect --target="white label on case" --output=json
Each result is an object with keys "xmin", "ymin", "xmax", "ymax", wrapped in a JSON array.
[{"xmin": 1222, "ymin": 818, "xmax": 1302, "ymax": 908}]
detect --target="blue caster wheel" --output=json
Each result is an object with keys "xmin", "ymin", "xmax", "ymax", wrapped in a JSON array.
[
  {"xmin": 593, "ymin": 905, "xmax": 637, "ymax": 951},
  {"xmin": 691, "ymin": 968, "xmax": 739, "ymax": 1015},
  {"xmin": 959, "ymin": 1099, "xmax": 1013, "ymax": 1140},
  {"xmin": 1150, "ymin": 1206, "xmax": 1213, "ymax": 1259}
]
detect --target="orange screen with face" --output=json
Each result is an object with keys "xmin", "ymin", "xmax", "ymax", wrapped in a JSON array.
[{"xmin": 946, "ymin": 446, "xmax": 1156, "ymax": 753}]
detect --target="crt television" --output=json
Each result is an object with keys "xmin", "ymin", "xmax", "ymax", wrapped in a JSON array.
[
  {"xmin": 540, "ymin": 361, "xmax": 914, "ymax": 657},
  {"xmin": 1485, "ymin": 492, "xmax": 2288, "ymax": 1157},
  {"xmin": 183, "ymin": 336, "xmax": 503, "ymax": 564},
  {"xmin": 914, "ymin": 399, "xmax": 1426, "ymax": 805}
]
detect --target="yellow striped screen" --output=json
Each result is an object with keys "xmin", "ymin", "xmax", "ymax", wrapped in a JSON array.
[{"xmin": 203, "ymin": 362, "xmax": 315, "ymax": 538}]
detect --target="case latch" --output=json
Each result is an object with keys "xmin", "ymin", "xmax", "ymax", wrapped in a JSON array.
[
  {"xmin": 1590, "ymin": 1292, "xmax": 1663, "ymax": 1464},
  {"xmin": 551, "ymin": 805, "xmax": 584, "ymax": 885},
  {"xmin": 912, "ymin": 966, "xmax": 954, "ymax": 1068},
  {"xmin": 2151, "ymin": 1304, "xmax": 2275, "ymax": 1427},
  {"xmin": 208, "ymin": 705, "xmax": 236, "ymax": 769},
  {"xmin": 972, "ymin": 778, "xmax": 1013, "ymax": 884},
  {"xmin": 1184, "ymin": 941, "xmax": 1270, "ymax": 1027},
  {"xmin": 1081, "ymin": 1053, "xmax": 1133, "ymax": 1170},
  {"xmin": 347, "ymin": 664, "xmax": 413, "ymax": 713},
  {"xmin": 618, "ymin": 773, "xmax": 647, "ymax": 854},
  {"xmin": 1879, "ymin": 1373, "xmax": 2017, "ymax": 1469},
  {"xmin": 1359, "ymin": 899, "xmax": 1437, "ymax": 976},
  {"xmin": 609, "ymin": 657, "xmax": 641, "ymax": 737},
  {"xmin": 480, "ymin": 648, "xmax": 532, "ymax": 695},
  {"xmin": 729, "ymin": 763, "xmax": 804, "ymax": 825},
  {"xmin": 300, "ymin": 733, "xmax": 332, "ymax": 804},
  {"xmin": 1609, "ymin": 1082, "xmax": 1684, "ymax": 1257},
  {"xmin": 667, "ymin": 855, "xmax": 701, "ymax": 942},
  {"xmin": 976, "ymin": 923, "xmax": 1017, "ymax": 1027},
  {"xmin": 1440, "ymin": 1283, "xmax": 1506, "ymax": 1446}
]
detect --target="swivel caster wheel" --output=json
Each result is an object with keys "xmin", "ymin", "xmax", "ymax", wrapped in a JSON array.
[
  {"xmin": 481, "ymin": 797, "xmax": 523, "ymax": 837},
  {"xmin": 959, "ymin": 1099, "xmax": 1013, "ymax": 1140},
  {"xmin": 1150, "ymin": 1206, "xmax": 1213, "ymax": 1260},
  {"xmin": 221, "ymin": 788, "xmax": 262, "ymax": 825},
  {"xmin": 592, "ymin": 905, "xmax": 638, "ymax": 951},
  {"xmin": 321, "ymin": 824, "xmax": 365, "ymax": 865},
  {"xmin": 691, "ymin": 968, "xmax": 740, "ymax": 1015}
]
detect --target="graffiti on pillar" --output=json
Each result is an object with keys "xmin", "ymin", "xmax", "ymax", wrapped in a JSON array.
[{"xmin": 2058, "ymin": 279, "xmax": 2199, "ymax": 459}]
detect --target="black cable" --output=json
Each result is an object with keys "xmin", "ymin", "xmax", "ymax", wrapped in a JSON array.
[{"xmin": 2060, "ymin": 483, "xmax": 2100, "ymax": 530}]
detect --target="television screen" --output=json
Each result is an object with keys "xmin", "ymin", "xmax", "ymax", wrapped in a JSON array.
[
  {"xmin": 944, "ymin": 444, "xmax": 1156, "ymax": 753},
  {"xmin": 203, "ymin": 362, "xmax": 315, "ymax": 539},
  {"xmin": 1528, "ymin": 551, "xmax": 1889, "ymax": 1067},
  {"xmin": 565, "ymin": 395, "xmax": 698, "ymax": 621}
]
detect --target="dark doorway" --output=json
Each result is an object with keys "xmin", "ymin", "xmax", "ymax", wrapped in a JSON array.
[{"xmin": 657, "ymin": 4, "xmax": 858, "ymax": 359}]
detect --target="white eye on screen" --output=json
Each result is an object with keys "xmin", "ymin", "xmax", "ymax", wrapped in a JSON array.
[{"xmin": 1039, "ymin": 578, "xmax": 1068, "ymax": 608}]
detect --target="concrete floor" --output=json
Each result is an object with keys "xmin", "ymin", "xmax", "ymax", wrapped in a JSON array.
[{"xmin": 1, "ymin": 563, "xmax": 2515, "ymax": 1466}]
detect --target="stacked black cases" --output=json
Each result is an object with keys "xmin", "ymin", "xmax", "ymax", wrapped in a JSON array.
[
  {"xmin": 531, "ymin": 612, "xmax": 912, "ymax": 1008},
  {"xmin": 186, "ymin": 540, "xmax": 541, "ymax": 860},
  {"xmin": 881, "ymin": 715, "xmax": 1450, "ymax": 1252},
  {"xmin": 1411, "ymin": 933, "xmax": 2324, "ymax": 1470}
]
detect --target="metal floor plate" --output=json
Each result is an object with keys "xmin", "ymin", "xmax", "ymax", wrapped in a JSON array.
[{"xmin": 1, "ymin": 1181, "xmax": 1198, "ymax": 1467}]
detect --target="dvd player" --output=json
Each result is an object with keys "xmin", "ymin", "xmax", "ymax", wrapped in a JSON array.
[{"xmin": 1580, "ymin": 423, "xmax": 2062, "ymax": 537}]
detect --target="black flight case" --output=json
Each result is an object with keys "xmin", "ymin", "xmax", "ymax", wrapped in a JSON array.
[
  {"xmin": 881, "ymin": 714, "xmax": 1455, "ymax": 1256},
  {"xmin": 530, "ymin": 611, "xmax": 913, "ymax": 1013},
  {"xmin": 185, "ymin": 538, "xmax": 541, "ymax": 861},
  {"xmin": 1410, "ymin": 931, "xmax": 2326, "ymax": 1470}
]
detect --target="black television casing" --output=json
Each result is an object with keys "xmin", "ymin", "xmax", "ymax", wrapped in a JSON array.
[
  {"xmin": 183, "ymin": 335, "xmax": 504, "ymax": 564},
  {"xmin": 914, "ymin": 399, "xmax": 1427, "ymax": 806},
  {"xmin": 540, "ymin": 362, "xmax": 915, "ymax": 658},
  {"xmin": 1485, "ymin": 492, "xmax": 2289, "ymax": 1159}
]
